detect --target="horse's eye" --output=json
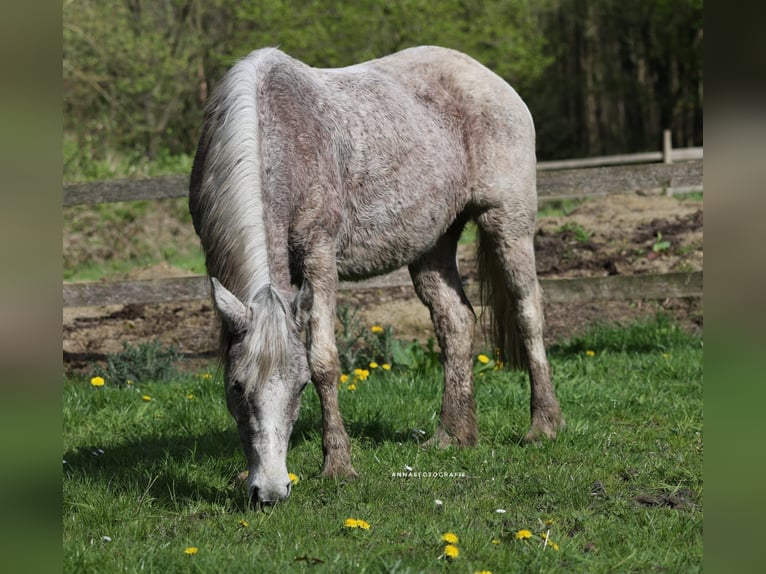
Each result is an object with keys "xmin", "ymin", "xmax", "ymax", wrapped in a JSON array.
[{"xmin": 231, "ymin": 381, "xmax": 245, "ymax": 394}]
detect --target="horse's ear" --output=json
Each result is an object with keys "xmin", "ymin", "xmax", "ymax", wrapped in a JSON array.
[
  {"xmin": 210, "ymin": 277, "xmax": 250, "ymax": 333},
  {"xmin": 292, "ymin": 282, "xmax": 313, "ymax": 333}
]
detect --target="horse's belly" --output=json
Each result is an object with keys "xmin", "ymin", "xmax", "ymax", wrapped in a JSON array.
[{"xmin": 334, "ymin": 211, "xmax": 457, "ymax": 280}]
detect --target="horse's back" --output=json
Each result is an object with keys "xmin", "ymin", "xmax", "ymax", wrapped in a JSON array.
[{"xmin": 217, "ymin": 46, "xmax": 538, "ymax": 280}]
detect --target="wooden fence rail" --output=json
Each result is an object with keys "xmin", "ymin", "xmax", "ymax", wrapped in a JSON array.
[
  {"xmin": 63, "ymin": 143, "xmax": 703, "ymax": 309},
  {"xmin": 63, "ymin": 270, "xmax": 702, "ymax": 308},
  {"xmin": 63, "ymin": 158, "xmax": 702, "ymax": 207}
]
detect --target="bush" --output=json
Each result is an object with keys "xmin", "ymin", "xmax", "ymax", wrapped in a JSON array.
[{"xmin": 91, "ymin": 341, "xmax": 180, "ymax": 386}]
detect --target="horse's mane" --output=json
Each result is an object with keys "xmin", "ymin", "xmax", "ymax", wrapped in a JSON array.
[
  {"xmin": 189, "ymin": 49, "xmax": 296, "ymax": 391},
  {"xmin": 190, "ymin": 50, "xmax": 280, "ymax": 304}
]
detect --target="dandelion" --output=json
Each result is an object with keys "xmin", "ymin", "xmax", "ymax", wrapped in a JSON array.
[
  {"xmin": 352, "ymin": 368, "xmax": 370, "ymax": 381},
  {"xmin": 288, "ymin": 472, "xmax": 299, "ymax": 484},
  {"xmin": 202, "ymin": 373, "xmax": 212, "ymax": 379},
  {"xmin": 344, "ymin": 518, "xmax": 370, "ymax": 530},
  {"xmin": 183, "ymin": 547, "xmax": 198, "ymax": 555},
  {"xmin": 238, "ymin": 519, "xmax": 249, "ymax": 528},
  {"xmin": 126, "ymin": 380, "xmax": 133, "ymax": 386},
  {"xmin": 381, "ymin": 363, "xmax": 391, "ymax": 370},
  {"xmin": 474, "ymin": 571, "xmax": 493, "ymax": 574},
  {"xmin": 340, "ymin": 374, "xmax": 349, "ymax": 384},
  {"xmin": 585, "ymin": 350, "xmax": 596, "ymax": 357},
  {"xmin": 90, "ymin": 376, "xmax": 105, "ymax": 387},
  {"xmin": 491, "ymin": 539, "xmax": 500, "ymax": 545},
  {"xmin": 347, "ymin": 384, "xmax": 357, "ymax": 391},
  {"xmin": 477, "ymin": 354, "xmax": 490, "ymax": 364},
  {"xmin": 441, "ymin": 532, "xmax": 459, "ymax": 544},
  {"xmin": 371, "ymin": 325, "xmax": 384, "ymax": 334},
  {"xmin": 142, "ymin": 395, "xmax": 152, "ymax": 401},
  {"xmin": 369, "ymin": 362, "xmax": 379, "ymax": 369},
  {"xmin": 186, "ymin": 394, "xmax": 195, "ymax": 400},
  {"xmin": 515, "ymin": 529, "xmax": 533, "ymax": 540},
  {"xmin": 444, "ymin": 544, "xmax": 459, "ymax": 559}
]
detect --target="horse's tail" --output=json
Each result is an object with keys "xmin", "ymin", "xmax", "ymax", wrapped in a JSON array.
[{"xmin": 476, "ymin": 228, "xmax": 529, "ymax": 370}]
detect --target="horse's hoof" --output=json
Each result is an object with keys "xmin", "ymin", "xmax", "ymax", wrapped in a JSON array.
[
  {"xmin": 320, "ymin": 463, "xmax": 359, "ymax": 479},
  {"xmin": 421, "ymin": 427, "xmax": 477, "ymax": 449},
  {"xmin": 524, "ymin": 415, "xmax": 565, "ymax": 443}
]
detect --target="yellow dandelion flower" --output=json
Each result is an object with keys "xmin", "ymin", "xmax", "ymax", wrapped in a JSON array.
[
  {"xmin": 347, "ymin": 384, "xmax": 356, "ymax": 391},
  {"xmin": 381, "ymin": 363, "xmax": 391, "ymax": 370},
  {"xmin": 444, "ymin": 544, "xmax": 459, "ymax": 559},
  {"xmin": 369, "ymin": 362, "xmax": 379, "ymax": 369},
  {"xmin": 142, "ymin": 395, "xmax": 152, "ymax": 401},
  {"xmin": 186, "ymin": 394, "xmax": 195, "ymax": 400},
  {"xmin": 238, "ymin": 519, "xmax": 249, "ymax": 528},
  {"xmin": 474, "ymin": 571, "xmax": 493, "ymax": 574},
  {"xmin": 90, "ymin": 376, "xmax": 105, "ymax": 387},
  {"xmin": 585, "ymin": 350, "xmax": 596, "ymax": 357},
  {"xmin": 441, "ymin": 532, "xmax": 459, "ymax": 544},
  {"xmin": 183, "ymin": 546, "xmax": 198, "ymax": 555},
  {"xmin": 344, "ymin": 517, "xmax": 370, "ymax": 529},
  {"xmin": 126, "ymin": 380, "xmax": 133, "ymax": 386},
  {"xmin": 371, "ymin": 325, "xmax": 384, "ymax": 334},
  {"xmin": 477, "ymin": 354, "xmax": 490, "ymax": 364},
  {"xmin": 515, "ymin": 529, "xmax": 533, "ymax": 540},
  {"xmin": 352, "ymin": 368, "xmax": 370, "ymax": 381},
  {"xmin": 340, "ymin": 374, "xmax": 349, "ymax": 384},
  {"xmin": 491, "ymin": 539, "xmax": 500, "ymax": 545},
  {"xmin": 288, "ymin": 472, "xmax": 299, "ymax": 484},
  {"xmin": 201, "ymin": 373, "xmax": 212, "ymax": 379}
]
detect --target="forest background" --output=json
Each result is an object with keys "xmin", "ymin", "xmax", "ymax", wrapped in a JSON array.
[{"xmin": 62, "ymin": 0, "xmax": 702, "ymax": 181}]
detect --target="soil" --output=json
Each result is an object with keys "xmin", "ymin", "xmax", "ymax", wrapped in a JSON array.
[{"xmin": 63, "ymin": 193, "xmax": 703, "ymax": 375}]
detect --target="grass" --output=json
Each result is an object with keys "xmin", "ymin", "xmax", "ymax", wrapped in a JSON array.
[{"xmin": 63, "ymin": 316, "xmax": 702, "ymax": 572}]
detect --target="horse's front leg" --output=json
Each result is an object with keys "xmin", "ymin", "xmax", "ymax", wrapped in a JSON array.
[{"xmin": 304, "ymin": 247, "xmax": 357, "ymax": 479}]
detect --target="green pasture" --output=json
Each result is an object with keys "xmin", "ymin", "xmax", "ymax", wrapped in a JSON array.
[{"xmin": 63, "ymin": 317, "xmax": 702, "ymax": 573}]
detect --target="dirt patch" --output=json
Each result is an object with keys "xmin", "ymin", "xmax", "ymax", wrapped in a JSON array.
[{"xmin": 63, "ymin": 193, "xmax": 703, "ymax": 375}]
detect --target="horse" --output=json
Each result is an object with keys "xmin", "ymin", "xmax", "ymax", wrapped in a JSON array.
[{"xmin": 189, "ymin": 46, "xmax": 564, "ymax": 505}]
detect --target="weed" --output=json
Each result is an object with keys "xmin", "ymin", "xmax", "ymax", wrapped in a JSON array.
[
  {"xmin": 91, "ymin": 341, "xmax": 180, "ymax": 385},
  {"xmin": 336, "ymin": 306, "xmax": 395, "ymax": 372},
  {"xmin": 558, "ymin": 221, "xmax": 591, "ymax": 244},
  {"xmin": 538, "ymin": 198, "xmax": 587, "ymax": 218},
  {"xmin": 652, "ymin": 232, "xmax": 671, "ymax": 253}
]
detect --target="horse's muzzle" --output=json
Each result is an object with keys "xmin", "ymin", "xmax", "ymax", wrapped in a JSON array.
[{"xmin": 249, "ymin": 481, "xmax": 292, "ymax": 507}]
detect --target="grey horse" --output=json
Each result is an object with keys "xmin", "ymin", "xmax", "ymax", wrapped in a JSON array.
[{"xmin": 189, "ymin": 46, "xmax": 564, "ymax": 505}]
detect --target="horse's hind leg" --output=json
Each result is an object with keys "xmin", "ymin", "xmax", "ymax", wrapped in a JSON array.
[
  {"xmin": 409, "ymin": 230, "xmax": 478, "ymax": 448},
  {"xmin": 477, "ymin": 212, "xmax": 564, "ymax": 441}
]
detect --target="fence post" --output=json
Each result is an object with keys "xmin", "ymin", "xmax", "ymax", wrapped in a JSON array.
[{"xmin": 663, "ymin": 129, "xmax": 673, "ymax": 164}]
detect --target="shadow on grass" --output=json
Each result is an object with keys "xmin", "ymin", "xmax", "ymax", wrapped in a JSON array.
[
  {"xmin": 63, "ymin": 428, "xmax": 251, "ymax": 511},
  {"xmin": 290, "ymin": 407, "xmax": 424, "ymax": 447},
  {"xmin": 64, "ymin": 407, "xmax": 424, "ymax": 512}
]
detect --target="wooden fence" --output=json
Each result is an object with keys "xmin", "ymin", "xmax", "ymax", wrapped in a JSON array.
[{"xmin": 63, "ymin": 137, "xmax": 702, "ymax": 309}]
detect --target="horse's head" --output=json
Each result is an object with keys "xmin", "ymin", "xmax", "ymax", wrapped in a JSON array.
[{"xmin": 210, "ymin": 278, "xmax": 312, "ymax": 506}]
